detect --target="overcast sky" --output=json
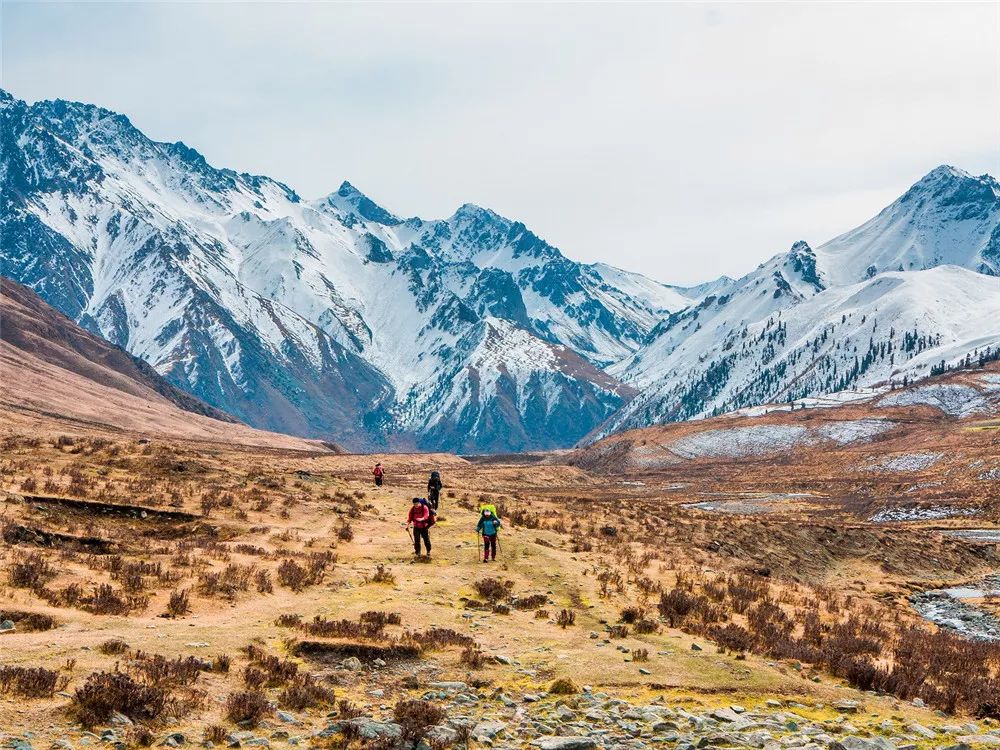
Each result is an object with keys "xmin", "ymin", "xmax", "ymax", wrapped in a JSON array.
[{"xmin": 2, "ymin": 2, "xmax": 998, "ymax": 285}]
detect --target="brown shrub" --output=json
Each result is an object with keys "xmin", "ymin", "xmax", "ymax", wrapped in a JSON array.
[
  {"xmin": 619, "ymin": 606, "xmax": 645, "ymax": 624},
  {"xmin": 165, "ymin": 588, "xmax": 191, "ymax": 618},
  {"xmin": 548, "ymin": 678, "xmax": 578, "ymax": 695},
  {"xmin": 98, "ymin": 638, "xmax": 130, "ymax": 655},
  {"xmin": 204, "ymin": 726, "xmax": 228, "ymax": 744},
  {"xmin": 393, "ymin": 699, "xmax": 446, "ymax": 744},
  {"xmin": 225, "ymin": 690, "xmax": 271, "ymax": 726},
  {"xmin": 633, "ymin": 619, "xmax": 660, "ymax": 634},
  {"xmin": 459, "ymin": 646, "xmax": 486, "ymax": 669},
  {"xmin": 473, "ymin": 577, "xmax": 512, "ymax": 601},
  {"xmin": 0, "ymin": 665, "xmax": 69, "ymax": 698},
  {"xmin": 511, "ymin": 594, "xmax": 548, "ymax": 610},
  {"xmin": 0, "ymin": 610, "xmax": 56, "ymax": 632},
  {"xmin": 279, "ymin": 673, "xmax": 336, "ymax": 711},
  {"xmin": 364, "ymin": 563, "xmax": 395, "ymax": 585},
  {"xmin": 556, "ymin": 609, "xmax": 576, "ymax": 628},
  {"xmin": 73, "ymin": 671, "xmax": 167, "ymax": 727},
  {"xmin": 7, "ymin": 552, "xmax": 57, "ymax": 589}
]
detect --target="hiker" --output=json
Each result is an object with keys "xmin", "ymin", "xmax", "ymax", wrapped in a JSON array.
[
  {"xmin": 406, "ymin": 497, "xmax": 433, "ymax": 557},
  {"xmin": 372, "ymin": 462, "xmax": 384, "ymax": 487},
  {"xmin": 427, "ymin": 470, "xmax": 443, "ymax": 511},
  {"xmin": 477, "ymin": 506, "xmax": 501, "ymax": 563}
]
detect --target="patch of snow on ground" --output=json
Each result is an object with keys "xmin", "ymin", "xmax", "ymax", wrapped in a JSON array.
[
  {"xmin": 978, "ymin": 374, "xmax": 1000, "ymax": 392},
  {"xmin": 980, "ymin": 468, "xmax": 1000, "ymax": 481},
  {"xmin": 668, "ymin": 425, "xmax": 809, "ymax": 459},
  {"xmin": 870, "ymin": 505, "xmax": 976, "ymax": 523},
  {"xmin": 878, "ymin": 383, "xmax": 992, "ymax": 417},
  {"xmin": 870, "ymin": 452, "xmax": 944, "ymax": 473},
  {"xmin": 942, "ymin": 529, "xmax": 1000, "ymax": 543},
  {"xmin": 816, "ymin": 419, "xmax": 895, "ymax": 444}
]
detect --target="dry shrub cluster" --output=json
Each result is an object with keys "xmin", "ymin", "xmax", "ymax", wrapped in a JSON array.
[
  {"xmin": 366, "ymin": 563, "xmax": 396, "ymax": 584},
  {"xmin": 72, "ymin": 671, "xmax": 168, "ymax": 728},
  {"xmin": 98, "ymin": 638, "xmax": 130, "ymax": 655},
  {"xmin": 393, "ymin": 699, "xmax": 446, "ymax": 745},
  {"xmin": 459, "ymin": 646, "xmax": 487, "ymax": 669},
  {"xmin": 657, "ymin": 571, "xmax": 1000, "ymax": 718},
  {"xmin": 198, "ymin": 563, "xmax": 257, "ymax": 600},
  {"xmin": 277, "ymin": 551, "xmax": 336, "ymax": 591},
  {"xmin": 240, "ymin": 644, "xmax": 334, "ymax": 711},
  {"xmin": 226, "ymin": 689, "xmax": 271, "ymax": 726},
  {"xmin": 0, "ymin": 610, "xmax": 56, "ymax": 632},
  {"xmin": 7, "ymin": 551, "xmax": 57, "ymax": 589},
  {"xmin": 0, "ymin": 665, "xmax": 69, "ymax": 698}
]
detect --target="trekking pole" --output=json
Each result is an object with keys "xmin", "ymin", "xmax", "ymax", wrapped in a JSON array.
[{"xmin": 477, "ymin": 532, "xmax": 482, "ymax": 561}]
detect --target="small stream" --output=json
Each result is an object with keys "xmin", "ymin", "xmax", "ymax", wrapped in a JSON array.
[{"xmin": 910, "ymin": 573, "xmax": 1000, "ymax": 641}]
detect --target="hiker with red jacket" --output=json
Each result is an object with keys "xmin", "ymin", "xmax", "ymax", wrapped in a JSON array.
[
  {"xmin": 372, "ymin": 462, "xmax": 384, "ymax": 487},
  {"xmin": 406, "ymin": 497, "xmax": 433, "ymax": 557}
]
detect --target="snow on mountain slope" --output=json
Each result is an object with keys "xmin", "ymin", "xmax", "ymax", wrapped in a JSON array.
[
  {"xmin": 4, "ymin": 86, "xmax": 1000, "ymax": 451},
  {"xmin": 602, "ymin": 166, "xmax": 1000, "ymax": 438},
  {"xmin": 815, "ymin": 166, "xmax": 1000, "ymax": 284},
  {"xmin": 603, "ymin": 265, "xmax": 1000, "ymax": 435},
  {"xmin": 0, "ymin": 89, "xmax": 683, "ymax": 451}
]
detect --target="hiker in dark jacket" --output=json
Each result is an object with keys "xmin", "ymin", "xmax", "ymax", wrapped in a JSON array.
[
  {"xmin": 427, "ymin": 471, "xmax": 443, "ymax": 510},
  {"xmin": 407, "ymin": 497, "xmax": 433, "ymax": 557},
  {"xmin": 476, "ymin": 507, "xmax": 501, "ymax": 563}
]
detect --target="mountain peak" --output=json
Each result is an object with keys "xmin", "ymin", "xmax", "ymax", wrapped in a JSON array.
[
  {"xmin": 900, "ymin": 163, "xmax": 1000, "ymax": 209},
  {"xmin": 322, "ymin": 181, "xmax": 401, "ymax": 225}
]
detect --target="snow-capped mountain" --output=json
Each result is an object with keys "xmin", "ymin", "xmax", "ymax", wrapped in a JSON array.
[
  {"xmin": 604, "ymin": 167, "xmax": 1000, "ymax": 434},
  {"xmin": 0, "ymin": 89, "xmax": 689, "ymax": 452},
  {"xmin": 3, "ymin": 87, "xmax": 999, "ymax": 451}
]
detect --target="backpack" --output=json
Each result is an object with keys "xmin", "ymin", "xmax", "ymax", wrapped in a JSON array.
[
  {"xmin": 479, "ymin": 503, "xmax": 497, "ymax": 518},
  {"xmin": 419, "ymin": 498, "xmax": 437, "ymax": 526}
]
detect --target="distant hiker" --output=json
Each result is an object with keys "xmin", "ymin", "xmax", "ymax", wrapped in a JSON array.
[
  {"xmin": 373, "ymin": 462, "xmax": 384, "ymax": 487},
  {"xmin": 477, "ymin": 507, "xmax": 501, "ymax": 563},
  {"xmin": 427, "ymin": 471, "xmax": 443, "ymax": 511},
  {"xmin": 407, "ymin": 497, "xmax": 433, "ymax": 557}
]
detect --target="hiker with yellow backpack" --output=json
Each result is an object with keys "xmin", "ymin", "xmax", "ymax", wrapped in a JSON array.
[{"xmin": 476, "ymin": 504, "xmax": 501, "ymax": 563}]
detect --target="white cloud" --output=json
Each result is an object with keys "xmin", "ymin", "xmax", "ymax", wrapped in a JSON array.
[{"xmin": 3, "ymin": 2, "xmax": 998, "ymax": 285}]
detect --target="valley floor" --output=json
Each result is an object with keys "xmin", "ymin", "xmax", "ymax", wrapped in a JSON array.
[{"xmin": 1, "ymin": 422, "xmax": 1000, "ymax": 747}]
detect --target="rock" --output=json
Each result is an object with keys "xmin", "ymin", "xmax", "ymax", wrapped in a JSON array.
[
  {"xmin": 276, "ymin": 711, "xmax": 300, "ymax": 725},
  {"xmin": 426, "ymin": 727, "xmax": 459, "ymax": 746},
  {"xmin": 0, "ymin": 620, "xmax": 15, "ymax": 632},
  {"xmin": 730, "ymin": 705, "xmax": 746, "ymax": 714},
  {"xmin": 956, "ymin": 737, "xmax": 1000, "ymax": 747},
  {"xmin": 496, "ymin": 655, "xmax": 516, "ymax": 665},
  {"xmin": 906, "ymin": 724, "xmax": 935, "ymax": 739},
  {"xmin": 939, "ymin": 745, "xmax": 972, "ymax": 750},
  {"xmin": 911, "ymin": 698, "xmax": 926, "ymax": 708},
  {"xmin": 428, "ymin": 681, "xmax": 468, "ymax": 691},
  {"xmin": 524, "ymin": 694, "xmax": 541, "ymax": 702},
  {"xmin": 340, "ymin": 657, "xmax": 363, "ymax": 671},
  {"xmin": 690, "ymin": 644, "xmax": 703, "ymax": 651},
  {"xmin": 639, "ymin": 668, "xmax": 651, "ymax": 675},
  {"xmin": 834, "ymin": 701, "xmax": 861, "ymax": 714},
  {"xmin": 831, "ymin": 737, "xmax": 896, "ymax": 750},
  {"xmin": 160, "ymin": 734, "xmax": 186, "ymax": 747},
  {"xmin": 472, "ymin": 721, "xmax": 507, "ymax": 741},
  {"xmin": 710, "ymin": 708, "xmax": 741, "ymax": 723},
  {"xmin": 532, "ymin": 738, "xmax": 598, "ymax": 750}
]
